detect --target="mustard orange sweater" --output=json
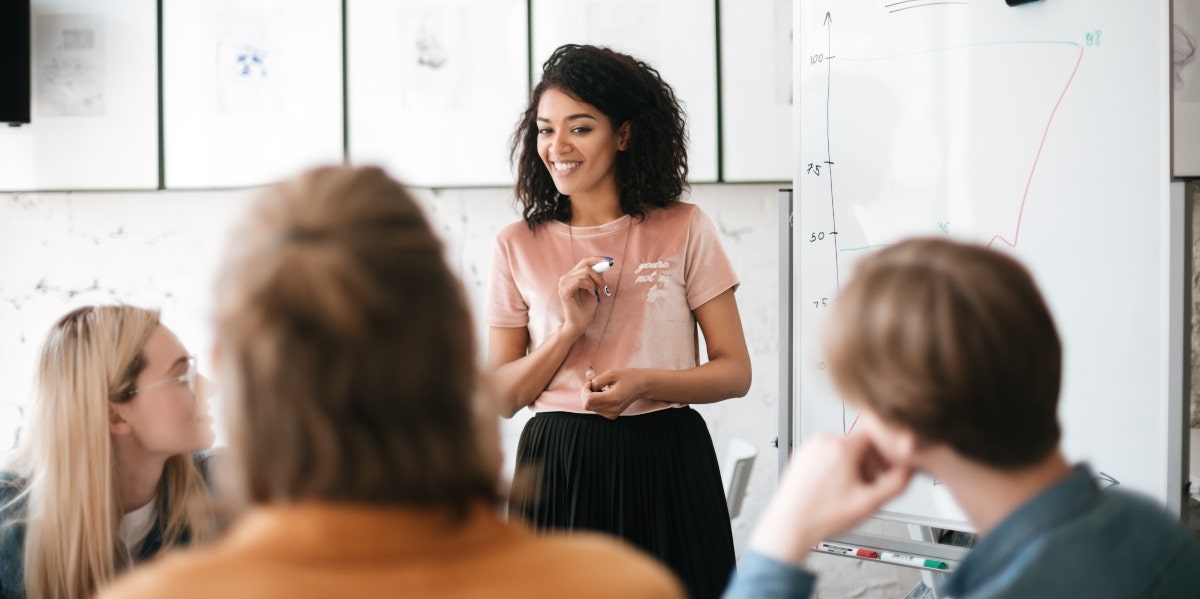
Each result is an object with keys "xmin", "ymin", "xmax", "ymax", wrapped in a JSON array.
[{"xmin": 98, "ymin": 502, "xmax": 684, "ymax": 598}]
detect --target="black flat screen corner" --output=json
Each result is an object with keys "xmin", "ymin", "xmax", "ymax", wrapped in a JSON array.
[{"xmin": 1, "ymin": 0, "xmax": 32, "ymax": 126}]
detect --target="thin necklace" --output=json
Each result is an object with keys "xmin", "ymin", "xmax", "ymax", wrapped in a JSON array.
[{"xmin": 569, "ymin": 215, "xmax": 634, "ymax": 382}]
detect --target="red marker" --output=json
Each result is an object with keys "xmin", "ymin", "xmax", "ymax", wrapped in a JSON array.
[{"xmin": 818, "ymin": 542, "xmax": 879, "ymax": 559}]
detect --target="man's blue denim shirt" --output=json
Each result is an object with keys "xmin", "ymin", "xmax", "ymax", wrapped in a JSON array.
[{"xmin": 725, "ymin": 464, "xmax": 1200, "ymax": 599}]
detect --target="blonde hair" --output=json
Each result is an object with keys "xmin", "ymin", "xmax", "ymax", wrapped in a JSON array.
[
  {"xmin": 825, "ymin": 238, "xmax": 1062, "ymax": 468},
  {"xmin": 215, "ymin": 165, "xmax": 497, "ymax": 511},
  {"xmin": 5, "ymin": 305, "xmax": 211, "ymax": 599}
]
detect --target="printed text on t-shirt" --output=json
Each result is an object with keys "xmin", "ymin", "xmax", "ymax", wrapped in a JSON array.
[{"xmin": 635, "ymin": 260, "xmax": 671, "ymax": 283}]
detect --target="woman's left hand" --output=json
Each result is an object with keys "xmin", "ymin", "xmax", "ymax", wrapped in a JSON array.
[{"xmin": 581, "ymin": 369, "xmax": 647, "ymax": 419}]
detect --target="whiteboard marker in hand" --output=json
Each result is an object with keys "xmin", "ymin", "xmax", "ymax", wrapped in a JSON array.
[{"xmin": 592, "ymin": 258, "xmax": 614, "ymax": 296}]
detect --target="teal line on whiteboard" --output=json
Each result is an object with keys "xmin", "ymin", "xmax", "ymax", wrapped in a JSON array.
[
  {"xmin": 837, "ymin": 39, "xmax": 1080, "ymax": 64},
  {"xmin": 840, "ymin": 244, "xmax": 892, "ymax": 252}
]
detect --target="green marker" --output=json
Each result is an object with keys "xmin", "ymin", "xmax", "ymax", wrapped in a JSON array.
[{"xmin": 879, "ymin": 551, "xmax": 948, "ymax": 570}]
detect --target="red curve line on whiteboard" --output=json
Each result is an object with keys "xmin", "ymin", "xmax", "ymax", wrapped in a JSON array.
[{"xmin": 988, "ymin": 45, "xmax": 1085, "ymax": 249}]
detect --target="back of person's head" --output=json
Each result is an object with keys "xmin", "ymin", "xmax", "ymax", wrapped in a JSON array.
[
  {"xmin": 824, "ymin": 238, "xmax": 1062, "ymax": 468},
  {"xmin": 512, "ymin": 43, "xmax": 688, "ymax": 225},
  {"xmin": 214, "ymin": 165, "xmax": 497, "ymax": 512},
  {"xmin": 11, "ymin": 305, "xmax": 208, "ymax": 598}
]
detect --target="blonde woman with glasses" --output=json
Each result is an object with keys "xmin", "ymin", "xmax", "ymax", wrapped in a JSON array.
[{"xmin": 0, "ymin": 305, "xmax": 217, "ymax": 599}]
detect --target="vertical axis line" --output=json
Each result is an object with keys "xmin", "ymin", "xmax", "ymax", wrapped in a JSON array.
[
  {"xmin": 825, "ymin": 16, "xmax": 840, "ymax": 293},
  {"xmin": 823, "ymin": 13, "xmax": 846, "ymax": 433}
]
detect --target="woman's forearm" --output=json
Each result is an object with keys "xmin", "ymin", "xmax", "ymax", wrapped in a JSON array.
[
  {"xmin": 637, "ymin": 352, "xmax": 752, "ymax": 405},
  {"xmin": 490, "ymin": 324, "xmax": 583, "ymax": 418}
]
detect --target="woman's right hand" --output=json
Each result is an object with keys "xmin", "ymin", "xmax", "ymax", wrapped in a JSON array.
[{"xmin": 558, "ymin": 256, "xmax": 610, "ymax": 337}]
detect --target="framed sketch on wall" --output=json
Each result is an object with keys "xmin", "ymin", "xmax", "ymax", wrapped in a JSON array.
[
  {"xmin": 163, "ymin": 0, "xmax": 344, "ymax": 189},
  {"xmin": 347, "ymin": 0, "xmax": 528, "ymax": 187},
  {"xmin": 720, "ymin": 0, "xmax": 792, "ymax": 182},
  {"xmin": 531, "ymin": 0, "xmax": 719, "ymax": 182},
  {"xmin": 0, "ymin": 0, "xmax": 158, "ymax": 191},
  {"xmin": 1174, "ymin": 0, "xmax": 1200, "ymax": 177}
]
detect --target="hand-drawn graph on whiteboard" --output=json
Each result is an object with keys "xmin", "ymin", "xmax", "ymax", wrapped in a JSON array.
[{"xmin": 794, "ymin": 0, "xmax": 1174, "ymax": 530}]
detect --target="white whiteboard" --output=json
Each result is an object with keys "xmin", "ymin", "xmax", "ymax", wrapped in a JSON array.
[
  {"xmin": 793, "ymin": 0, "xmax": 1179, "ymax": 531},
  {"xmin": 531, "ymin": 0, "xmax": 718, "ymax": 183},
  {"xmin": 163, "ymin": 0, "xmax": 344, "ymax": 189},
  {"xmin": 347, "ymin": 0, "xmax": 527, "ymax": 187},
  {"xmin": 0, "ymin": 0, "xmax": 157, "ymax": 191},
  {"xmin": 720, "ymin": 0, "xmax": 792, "ymax": 182}
]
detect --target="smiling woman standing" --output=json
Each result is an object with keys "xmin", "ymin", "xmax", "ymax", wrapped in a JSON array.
[
  {"xmin": 0, "ymin": 305, "xmax": 216, "ymax": 599},
  {"xmin": 488, "ymin": 44, "xmax": 751, "ymax": 599}
]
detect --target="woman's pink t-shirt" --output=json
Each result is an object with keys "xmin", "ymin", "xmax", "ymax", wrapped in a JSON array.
[{"xmin": 486, "ymin": 202, "xmax": 739, "ymax": 416}]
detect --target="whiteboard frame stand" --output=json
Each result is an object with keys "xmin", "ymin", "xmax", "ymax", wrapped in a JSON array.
[
  {"xmin": 907, "ymin": 524, "xmax": 949, "ymax": 599},
  {"xmin": 1170, "ymin": 179, "xmax": 1193, "ymax": 520},
  {"xmin": 786, "ymin": 0, "xmax": 1190, "ymax": 580},
  {"xmin": 778, "ymin": 188, "xmax": 795, "ymax": 478}
]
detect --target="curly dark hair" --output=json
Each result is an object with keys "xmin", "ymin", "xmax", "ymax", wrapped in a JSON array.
[{"xmin": 511, "ymin": 44, "xmax": 689, "ymax": 228}]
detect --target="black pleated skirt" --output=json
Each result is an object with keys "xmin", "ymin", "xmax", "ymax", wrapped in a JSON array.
[{"xmin": 509, "ymin": 407, "xmax": 736, "ymax": 599}]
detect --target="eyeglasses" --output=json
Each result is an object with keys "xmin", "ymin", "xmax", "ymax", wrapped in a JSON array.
[{"xmin": 127, "ymin": 355, "xmax": 197, "ymax": 398}]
